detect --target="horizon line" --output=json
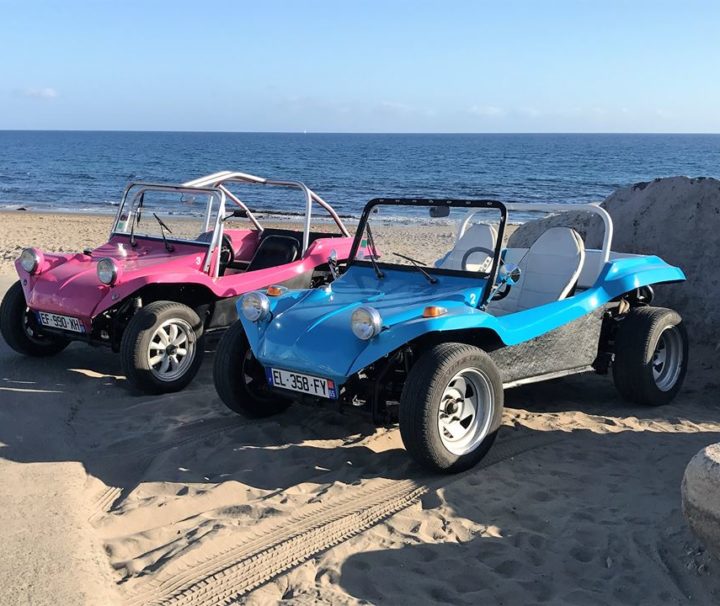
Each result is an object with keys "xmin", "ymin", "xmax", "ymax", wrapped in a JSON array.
[{"xmin": 1, "ymin": 129, "xmax": 720, "ymax": 136}]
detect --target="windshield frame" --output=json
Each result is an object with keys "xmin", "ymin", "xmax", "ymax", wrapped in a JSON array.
[
  {"xmin": 347, "ymin": 197, "xmax": 508, "ymax": 306},
  {"xmin": 111, "ymin": 183, "xmax": 226, "ymax": 244}
]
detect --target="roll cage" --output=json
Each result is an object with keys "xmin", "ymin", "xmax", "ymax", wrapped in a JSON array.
[
  {"xmin": 111, "ymin": 170, "xmax": 352, "ymax": 279},
  {"xmin": 347, "ymin": 198, "xmax": 508, "ymax": 308}
]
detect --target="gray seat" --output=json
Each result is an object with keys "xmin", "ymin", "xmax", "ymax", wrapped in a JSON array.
[
  {"xmin": 489, "ymin": 227, "xmax": 585, "ymax": 315},
  {"xmin": 245, "ymin": 235, "xmax": 299, "ymax": 272}
]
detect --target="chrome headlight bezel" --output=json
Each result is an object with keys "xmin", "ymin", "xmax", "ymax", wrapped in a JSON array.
[
  {"xmin": 20, "ymin": 248, "xmax": 41, "ymax": 274},
  {"xmin": 97, "ymin": 257, "xmax": 119, "ymax": 285},
  {"xmin": 351, "ymin": 306, "xmax": 382, "ymax": 340},
  {"xmin": 241, "ymin": 291, "xmax": 271, "ymax": 322}
]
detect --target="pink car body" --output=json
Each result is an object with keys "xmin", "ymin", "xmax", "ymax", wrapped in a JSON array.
[
  {"xmin": 16, "ymin": 230, "xmax": 353, "ymax": 338},
  {"xmin": 10, "ymin": 171, "xmax": 356, "ymax": 356}
]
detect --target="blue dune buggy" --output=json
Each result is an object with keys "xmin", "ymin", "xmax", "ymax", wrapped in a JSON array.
[{"xmin": 213, "ymin": 198, "xmax": 688, "ymax": 472}]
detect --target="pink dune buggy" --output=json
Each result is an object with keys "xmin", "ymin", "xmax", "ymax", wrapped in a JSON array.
[{"xmin": 0, "ymin": 171, "xmax": 355, "ymax": 393}]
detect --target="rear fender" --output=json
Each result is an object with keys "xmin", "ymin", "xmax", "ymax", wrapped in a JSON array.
[{"xmin": 597, "ymin": 255, "xmax": 685, "ymax": 294}]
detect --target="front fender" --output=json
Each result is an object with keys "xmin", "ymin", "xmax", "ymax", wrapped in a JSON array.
[{"xmin": 93, "ymin": 272, "xmax": 223, "ymax": 317}]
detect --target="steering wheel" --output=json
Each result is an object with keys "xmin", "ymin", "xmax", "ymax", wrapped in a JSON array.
[
  {"xmin": 196, "ymin": 232, "xmax": 235, "ymax": 271},
  {"xmin": 219, "ymin": 235, "xmax": 234, "ymax": 267},
  {"xmin": 461, "ymin": 246, "xmax": 517, "ymax": 302},
  {"xmin": 461, "ymin": 246, "xmax": 495, "ymax": 272}
]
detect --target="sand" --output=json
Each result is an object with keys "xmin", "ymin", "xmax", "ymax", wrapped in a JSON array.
[{"xmin": 1, "ymin": 193, "xmax": 720, "ymax": 605}]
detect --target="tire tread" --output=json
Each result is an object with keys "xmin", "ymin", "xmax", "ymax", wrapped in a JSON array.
[
  {"xmin": 120, "ymin": 300, "xmax": 205, "ymax": 394},
  {"xmin": 612, "ymin": 306, "xmax": 688, "ymax": 406},
  {"xmin": 399, "ymin": 342, "xmax": 503, "ymax": 473}
]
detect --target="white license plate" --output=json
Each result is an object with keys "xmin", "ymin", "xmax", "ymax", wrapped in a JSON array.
[
  {"xmin": 36, "ymin": 311, "xmax": 85, "ymax": 333},
  {"xmin": 266, "ymin": 368, "xmax": 337, "ymax": 399}
]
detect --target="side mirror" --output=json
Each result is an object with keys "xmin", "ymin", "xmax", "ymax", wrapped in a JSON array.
[
  {"xmin": 501, "ymin": 263, "xmax": 522, "ymax": 285},
  {"xmin": 429, "ymin": 206, "xmax": 450, "ymax": 218},
  {"xmin": 328, "ymin": 249, "xmax": 339, "ymax": 279},
  {"xmin": 223, "ymin": 208, "xmax": 247, "ymax": 222}
]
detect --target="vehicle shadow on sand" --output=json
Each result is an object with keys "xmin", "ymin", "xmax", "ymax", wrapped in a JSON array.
[
  {"xmin": 0, "ymin": 338, "xmax": 411, "ymax": 493},
  {"xmin": 332, "ymin": 365, "xmax": 720, "ymax": 606},
  {"xmin": 1, "ymin": 340, "xmax": 719, "ymax": 603}
]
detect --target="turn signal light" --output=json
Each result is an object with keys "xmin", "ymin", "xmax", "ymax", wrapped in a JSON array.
[
  {"xmin": 423, "ymin": 306, "xmax": 447, "ymax": 318},
  {"xmin": 266, "ymin": 285, "xmax": 288, "ymax": 297}
]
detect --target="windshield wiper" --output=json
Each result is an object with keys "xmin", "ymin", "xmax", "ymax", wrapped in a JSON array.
[
  {"xmin": 153, "ymin": 212, "xmax": 175, "ymax": 252},
  {"xmin": 364, "ymin": 223, "xmax": 384, "ymax": 280},
  {"xmin": 393, "ymin": 252, "xmax": 438, "ymax": 284}
]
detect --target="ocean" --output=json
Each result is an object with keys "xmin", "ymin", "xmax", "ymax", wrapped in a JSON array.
[{"xmin": 0, "ymin": 131, "xmax": 719, "ymax": 218}]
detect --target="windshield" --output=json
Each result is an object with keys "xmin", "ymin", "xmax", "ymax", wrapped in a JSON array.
[
  {"xmin": 349, "ymin": 199, "xmax": 506, "ymax": 277},
  {"xmin": 113, "ymin": 187, "xmax": 224, "ymax": 243}
]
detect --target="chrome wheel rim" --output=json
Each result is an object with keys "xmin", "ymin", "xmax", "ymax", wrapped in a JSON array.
[
  {"xmin": 147, "ymin": 319, "xmax": 196, "ymax": 381},
  {"xmin": 437, "ymin": 368, "xmax": 494, "ymax": 456},
  {"xmin": 652, "ymin": 326, "xmax": 684, "ymax": 392}
]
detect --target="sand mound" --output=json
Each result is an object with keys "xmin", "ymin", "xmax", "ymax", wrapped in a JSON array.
[
  {"xmin": 683, "ymin": 444, "xmax": 720, "ymax": 559},
  {"xmin": 508, "ymin": 176, "xmax": 720, "ymax": 345}
]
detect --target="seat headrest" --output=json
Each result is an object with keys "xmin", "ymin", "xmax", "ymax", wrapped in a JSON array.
[
  {"xmin": 528, "ymin": 226, "xmax": 584, "ymax": 258},
  {"xmin": 458, "ymin": 223, "xmax": 497, "ymax": 249}
]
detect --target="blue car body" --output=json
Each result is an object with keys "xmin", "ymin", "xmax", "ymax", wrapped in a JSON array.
[
  {"xmin": 238, "ymin": 254, "xmax": 684, "ymax": 389},
  {"xmin": 215, "ymin": 197, "xmax": 689, "ymax": 473}
]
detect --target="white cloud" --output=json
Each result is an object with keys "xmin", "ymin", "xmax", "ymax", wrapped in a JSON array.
[
  {"xmin": 468, "ymin": 105, "xmax": 506, "ymax": 117},
  {"xmin": 517, "ymin": 106, "xmax": 541, "ymax": 118},
  {"xmin": 20, "ymin": 87, "xmax": 59, "ymax": 99}
]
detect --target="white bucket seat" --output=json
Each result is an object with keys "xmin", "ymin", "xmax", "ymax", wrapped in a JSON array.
[
  {"xmin": 436, "ymin": 223, "xmax": 498, "ymax": 272},
  {"xmin": 490, "ymin": 227, "xmax": 585, "ymax": 315}
]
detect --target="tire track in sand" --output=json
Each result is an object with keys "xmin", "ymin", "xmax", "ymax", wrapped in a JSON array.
[
  {"xmin": 125, "ymin": 433, "xmax": 560, "ymax": 606},
  {"xmin": 87, "ymin": 417, "xmax": 247, "ymax": 523}
]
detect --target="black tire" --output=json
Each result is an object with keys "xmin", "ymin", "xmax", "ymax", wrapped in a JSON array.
[
  {"xmin": 399, "ymin": 342, "xmax": 504, "ymax": 473},
  {"xmin": 612, "ymin": 306, "xmax": 688, "ymax": 406},
  {"xmin": 120, "ymin": 300, "xmax": 205, "ymax": 394},
  {"xmin": 0, "ymin": 280, "xmax": 69, "ymax": 357},
  {"xmin": 213, "ymin": 320, "xmax": 290, "ymax": 418}
]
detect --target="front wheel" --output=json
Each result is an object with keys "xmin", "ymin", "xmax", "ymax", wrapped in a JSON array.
[
  {"xmin": 399, "ymin": 343, "xmax": 504, "ymax": 473},
  {"xmin": 612, "ymin": 306, "xmax": 688, "ymax": 406},
  {"xmin": 120, "ymin": 301, "xmax": 205, "ymax": 394},
  {"xmin": 0, "ymin": 280, "xmax": 69, "ymax": 356},
  {"xmin": 213, "ymin": 320, "xmax": 290, "ymax": 418}
]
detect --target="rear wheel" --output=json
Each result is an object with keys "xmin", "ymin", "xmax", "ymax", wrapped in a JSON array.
[
  {"xmin": 612, "ymin": 306, "xmax": 688, "ymax": 406},
  {"xmin": 0, "ymin": 280, "xmax": 69, "ymax": 356},
  {"xmin": 399, "ymin": 343, "xmax": 504, "ymax": 473},
  {"xmin": 213, "ymin": 320, "xmax": 289, "ymax": 418},
  {"xmin": 120, "ymin": 301, "xmax": 205, "ymax": 394}
]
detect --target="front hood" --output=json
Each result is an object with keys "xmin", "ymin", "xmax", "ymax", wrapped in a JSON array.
[
  {"xmin": 22, "ymin": 253, "xmax": 111, "ymax": 320},
  {"xmin": 248, "ymin": 265, "xmax": 488, "ymax": 383},
  {"xmin": 22, "ymin": 240, "xmax": 202, "ymax": 319}
]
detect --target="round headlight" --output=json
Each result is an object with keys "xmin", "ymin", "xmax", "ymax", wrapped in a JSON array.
[
  {"xmin": 97, "ymin": 257, "xmax": 119, "ymax": 285},
  {"xmin": 20, "ymin": 248, "xmax": 41, "ymax": 274},
  {"xmin": 242, "ymin": 291, "xmax": 270, "ymax": 322},
  {"xmin": 351, "ymin": 306, "xmax": 382, "ymax": 340}
]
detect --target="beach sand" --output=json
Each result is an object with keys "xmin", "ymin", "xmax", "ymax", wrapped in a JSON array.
[{"xmin": 1, "ymin": 210, "xmax": 719, "ymax": 605}]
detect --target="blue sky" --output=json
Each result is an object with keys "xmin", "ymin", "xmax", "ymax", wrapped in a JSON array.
[{"xmin": 1, "ymin": 0, "xmax": 718, "ymax": 132}]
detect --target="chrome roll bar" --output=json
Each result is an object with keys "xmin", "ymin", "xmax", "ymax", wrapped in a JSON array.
[
  {"xmin": 183, "ymin": 171, "xmax": 351, "ymax": 254},
  {"xmin": 459, "ymin": 202, "xmax": 613, "ymax": 264}
]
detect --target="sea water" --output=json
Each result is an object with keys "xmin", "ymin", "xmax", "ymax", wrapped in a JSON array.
[{"xmin": 0, "ymin": 131, "xmax": 718, "ymax": 219}]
